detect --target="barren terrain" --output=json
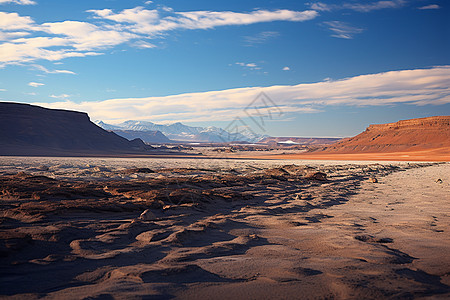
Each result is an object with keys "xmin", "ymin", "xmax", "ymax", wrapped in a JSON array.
[{"xmin": 0, "ymin": 157, "xmax": 449, "ymax": 299}]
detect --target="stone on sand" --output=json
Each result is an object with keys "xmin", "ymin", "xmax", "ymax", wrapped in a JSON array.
[
  {"xmin": 139, "ymin": 209, "xmax": 156, "ymax": 221},
  {"xmin": 305, "ymin": 171, "xmax": 327, "ymax": 181}
]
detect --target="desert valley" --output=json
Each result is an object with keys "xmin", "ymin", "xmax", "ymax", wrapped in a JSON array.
[
  {"xmin": 0, "ymin": 103, "xmax": 449, "ymax": 299},
  {"xmin": 1, "ymin": 1, "xmax": 449, "ymax": 298}
]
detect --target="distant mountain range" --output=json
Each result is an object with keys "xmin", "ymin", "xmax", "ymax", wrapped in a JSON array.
[{"xmin": 96, "ymin": 120, "xmax": 267, "ymax": 143}]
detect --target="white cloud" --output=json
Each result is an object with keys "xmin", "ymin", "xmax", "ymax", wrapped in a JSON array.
[
  {"xmin": 0, "ymin": 8, "xmax": 318, "ymax": 66},
  {"xmin": 132, "ymin": 40, "xmax": 156, "ymax": 49},
  {"xmin": 418, "ymin": 4, "xmax": 440, "ymax": 10},
  {"xmin": 0, "ymin": 12, "xmax": 35, "ymax": 31},
  {"xmin": 0, "ymin": 88, "xmax": 6, "ymax": 91},
  {"xmin": 324, "ymin": 21, "xmax": 363, "ymax": 39},
  {"xmin": 0, "ymin": 31, "xmax": 31, "ymax": 41},
  {"xmin": 235, "ymin": 62, "xmax": 261, "ymax": 70},
  {"xmin": 35, "ymin": 66, "xmax": 450, "ymax": 123},
  {"xmin": 88, "ymin": 8, "xmax": 318, "ymax": 36},
  {"xmin": 40, "ymin": 21, "xmax": 138, "ymax": 51},
  {"xmin": 32, "ymin": 64, "xmax": 76, "ymax": 75},
  {"xmin": 50, "ymin": 94, "xmax": 70, "ymax": 100},
  {"xmin": 28, "ymin": 81, "xmax": 44, "ymax": 87},
  {"xmin": 0, "ymin": 39, "xmax": 101, "ymax": 66},
  {"xmin": 87, "ymin": 7, "xmax": 159, "ymax": 25},
  {"xmin": 0, "ymin": 0, "xmax": 36, "ymax": 5},
  {"xmin": 283, "ymin": 66, "xmax": 290, "ymax": 71}
]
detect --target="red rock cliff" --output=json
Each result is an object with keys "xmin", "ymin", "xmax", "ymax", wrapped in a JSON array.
[{"xmin": 321, "ymin": 116, "xmax": 450, "ymax": 153}]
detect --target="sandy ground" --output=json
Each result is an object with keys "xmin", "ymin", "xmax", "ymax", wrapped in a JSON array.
[
  {"xmin": 241, "ymin": 147, "xmax": 450, "ymax": 162},
  {"xmin": 0, "ymin": 157, "xmax": 449, "ymax": 299}
]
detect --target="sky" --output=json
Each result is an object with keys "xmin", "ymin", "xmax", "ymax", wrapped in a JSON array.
[{"xmin": 0, "ymin": 0, "xmax": 449, "ymax": 137}]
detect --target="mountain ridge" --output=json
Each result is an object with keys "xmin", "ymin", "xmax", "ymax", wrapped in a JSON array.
[{"xmin": 96, "ymin": 120, "xmax": 266, "ymax": 143}]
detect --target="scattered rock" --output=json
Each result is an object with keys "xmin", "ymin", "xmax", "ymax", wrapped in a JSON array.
[
  {"xmin": 139, "ymin": 209, "xmax": 156, "ymax": 221},
  {"xmin": 248, "ymin": 234, "xmax": 259, "ymax": 240},
  {"xmin": 355, "ymin": 234, "xmax": 393, "ymax": 243},
  {"xmin": 369, "ymin": 177, "xmax": 378, "ymax": 183},
  {"xmin": 123, "ymin": 168, "xmax": 155, "ymax": 174},
  {"xmin": 305, "ymin": 172, "xmax": 327, "ymax": 181},
  {"xmin": 92, "ymin": 166, "xmax": 109, "ymax": 172},
  {"xmin": 435, "ymin": 178, "xmax": 442, "ymax": 184}
]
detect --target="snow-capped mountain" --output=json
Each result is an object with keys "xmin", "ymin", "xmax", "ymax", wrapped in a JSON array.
[{"xmin": 95, "ymin": 120, "xmax": 266, "ymax": 143}]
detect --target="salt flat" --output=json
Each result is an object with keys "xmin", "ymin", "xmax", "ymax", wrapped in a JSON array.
[{"xmin": 0, "ymin": 157, "xmax": 448, "ymax": 299}]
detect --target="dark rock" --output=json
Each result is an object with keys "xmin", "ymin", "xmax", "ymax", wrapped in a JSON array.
[{"xmin": 305, "ymin": 172, "xmax": 327, "ymax": 181}]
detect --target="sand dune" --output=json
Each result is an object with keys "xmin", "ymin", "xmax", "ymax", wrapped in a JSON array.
[{"xmin": 0, "ymin": 158, "xmax": 448, "ymax": 299}]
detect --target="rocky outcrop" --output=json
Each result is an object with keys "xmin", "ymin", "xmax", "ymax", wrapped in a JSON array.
[{"xmin": 320, "ymin": 116, "xmax": 450, "ymax": 153}]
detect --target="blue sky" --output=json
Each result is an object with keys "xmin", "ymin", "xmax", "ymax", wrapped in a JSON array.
[{"xmin": 0, "ymin": 0, "xmax": 449, "ymax": 137}]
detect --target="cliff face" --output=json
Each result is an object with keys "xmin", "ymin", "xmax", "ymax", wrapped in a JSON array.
[
  {"xmin": 321, "ymin": 116, "xmax": 450, "ymax": 153},
  {"xmin": 0, "ymin": 102, "xmax": 150, "ymax": 156}
]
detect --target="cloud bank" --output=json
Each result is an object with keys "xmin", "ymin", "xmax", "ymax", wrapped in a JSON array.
[
  {"xmin": 0, "ymin": 7, "xmax": 317, "ymax": 66},
  {"xmin": 36, "ymin": 66, "xmax": 450, "ymax": 124}
]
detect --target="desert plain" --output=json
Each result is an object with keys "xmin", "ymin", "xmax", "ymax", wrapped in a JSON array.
[{"xmin": 0, "ymin": 156, "xmax": 449, "ymax": 299}]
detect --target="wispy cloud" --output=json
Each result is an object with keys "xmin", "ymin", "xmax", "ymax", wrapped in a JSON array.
[
  {"xmin": 283, "ymin": 66, "xmax": 290, "ymax": 71},
  {"xmin": 50, "ymin": 94, "xmax": 70, "ymax": 100},
  {"xmin": 32, "ymin": 64, "xmax": 76, "ymax": 75},
  {"xmin": 308, "ymin": 1, "xmax": 405, "ymax": 12},
  {"xmin": 418, "ymin": 4, "xmax": 440, "ymax": 10},
  {"xmin": 0, "ymin": 88, "xmax": 6, "ymax": 91},
  {"xmin": 132, "ymin": 40, "xmax": 156, "ymax": 49},
  {"xmin": 0, "ymin": 0, "xmax": 36, "ymax": 5},
  {"xmin": 344, "ymin": 0, "xmax": 405, "ymax": 12},
  {"xmin": 0, "ymin": 8, "xmax": 318, "ymax": 66},
  {"xmin": 243, "ymin": 31, "xmax": 280, "ymax": 46},
  {"xmin": 28, "ymin": 81, "xmax": 44, "ymax": 87},
  {"xmin": 35, "ymin": 66, "xmax": 450, "ymax": 123},
  {"xmin": 235, "ymin": 62, "xmax": 261, "ymax": 70},
  {"xmin": 324, "ymin": 21, "xmax": 363, "ymax": 39},
  {"xmin": 309, "ymin": 2, "xmax": 332, "ymax": 11}
]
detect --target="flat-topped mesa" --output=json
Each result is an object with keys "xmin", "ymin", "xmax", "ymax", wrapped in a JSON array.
[
  {"xmin": 320, "ymin": 116, "xmax": 450, "ymax": 154},
  {"xmin": 0, "ymin": 101, "xmax": 91, "ymax": 122},
  {"xmin": 0, "ymin": 102, "xmax": 154, "ymax": 156},
  {"xmin": 366, "ymin": 116, "xmax": 450, "ymax": 132}
]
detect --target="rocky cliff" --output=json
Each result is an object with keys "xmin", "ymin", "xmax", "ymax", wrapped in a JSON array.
[{"xmin": 321, "ymin": 116, "xmax": 450, "ymax": 153}]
